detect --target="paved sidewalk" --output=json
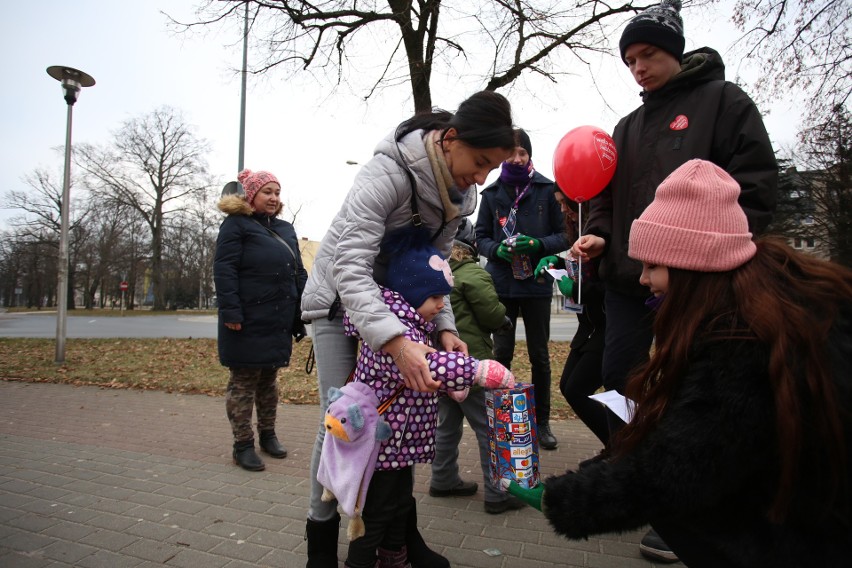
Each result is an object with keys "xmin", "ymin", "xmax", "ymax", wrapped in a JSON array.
[{"xmin": 0, "ymin": 381, "xmax": 667, "ymax": 567}]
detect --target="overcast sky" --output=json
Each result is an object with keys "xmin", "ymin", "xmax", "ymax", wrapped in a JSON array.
[{"xmin": 1, "ymin": 0, "xmax": 799, "ymax": 241}]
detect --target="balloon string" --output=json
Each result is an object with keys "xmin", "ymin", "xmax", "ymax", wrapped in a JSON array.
[{"xmin": 577, "ymin": 202, "xmax": 583, "ymax": 305}]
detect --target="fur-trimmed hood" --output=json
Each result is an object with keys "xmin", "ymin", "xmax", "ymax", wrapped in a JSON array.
[{"xmin": 217, "ymin": 194, "xmax": 283, "ymax": 217}]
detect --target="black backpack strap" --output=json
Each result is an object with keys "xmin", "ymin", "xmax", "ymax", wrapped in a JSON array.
[
  {"xmin": 406, "ymin": 167, "xmax": 423, "ymax": 228},
  {"xmin": 394, "ymin": 129, "xmax": 450, "ymax": 241}
]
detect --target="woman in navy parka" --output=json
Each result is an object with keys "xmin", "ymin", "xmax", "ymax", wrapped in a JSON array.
[{"xmin": 214, "ymin": 169, "xmax": 308, "ymax": 472}]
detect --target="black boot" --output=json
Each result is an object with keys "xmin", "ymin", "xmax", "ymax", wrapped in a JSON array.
[
  {"xmin": 406, "ymin": 503, "xmax": 449, "ymax": 568},
  {"xmin": 259, "ymin": 429, "xmax": 288, "ymax": 458},
  {"xmin": 538, "ymin": 422, "xmax": 558, "ymax": 450},
  {"xmin": 233, "ymin": 440, "xmax": 265, "ymax": 471},
  {"xmin": 306, "ymin": 514, "xmax": 340, "ymax": 568}
]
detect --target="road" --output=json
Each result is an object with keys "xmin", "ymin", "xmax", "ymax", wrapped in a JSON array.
[{"xmin": 0, "ymin": 309, "xmax": 580, "ymax": 341}]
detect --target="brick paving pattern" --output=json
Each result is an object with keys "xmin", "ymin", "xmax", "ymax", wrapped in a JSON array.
[{"xmin": 0, "ymin": 381, "xmax": 672, "ymax": 567}]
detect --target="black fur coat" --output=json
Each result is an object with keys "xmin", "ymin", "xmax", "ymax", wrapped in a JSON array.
[{"xmin": 543, "ymin": 308, "xmax": 852, "ymax": 567}]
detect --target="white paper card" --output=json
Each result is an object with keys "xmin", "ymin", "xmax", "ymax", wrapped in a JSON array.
[
  {"xmin": 545, "ymin": 268, "xmax": 569, "ymax": 281},
  {"xmin": 589, "ymin": 391, "xmax": 636, "ymax": 424}
]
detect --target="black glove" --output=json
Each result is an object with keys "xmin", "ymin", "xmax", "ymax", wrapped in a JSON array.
[
  {"xmin": 292, "ymin": 320, "xmax": 308, "ymax": 343},
  {"xmin": 497, "ymin": 316, "xmax": 514, "ymax": 333}
]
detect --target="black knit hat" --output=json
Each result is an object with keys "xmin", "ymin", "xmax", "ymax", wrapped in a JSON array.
[
  {"xmin": 619, "ymin": 0, "xmax": 685, "ymax": 64},
  {"xmin": 515, "ymin": 128, "xmax": 533, "ymax": 158}
]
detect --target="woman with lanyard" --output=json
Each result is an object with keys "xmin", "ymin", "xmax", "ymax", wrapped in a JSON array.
[
  {"xmin": 299, "ymin": 90, "xmax": 516, "ymax": 568},
  {"xmin": 474, "ymin": 128, "xmax": 569, "ymax": 451}
]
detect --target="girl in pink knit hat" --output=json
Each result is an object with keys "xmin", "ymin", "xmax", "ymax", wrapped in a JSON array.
[{"xmin": 508, "ymin": 159, "xmax": 852, "ymax": 568}]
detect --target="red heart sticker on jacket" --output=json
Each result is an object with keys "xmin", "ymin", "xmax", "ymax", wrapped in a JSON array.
[{"xmin": 670, "ymin": 115, "xmax": 689, "ymax": 131}]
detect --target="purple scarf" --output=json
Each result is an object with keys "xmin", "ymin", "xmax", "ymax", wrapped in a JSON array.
[{"xmin": 499, "ymin": 160, "xmax": 534, "ymax": 188}]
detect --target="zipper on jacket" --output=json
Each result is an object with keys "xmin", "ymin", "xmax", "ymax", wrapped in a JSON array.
[{"xmin": 394, "ymin": 404, "xmax": 412, "ymax": 451}]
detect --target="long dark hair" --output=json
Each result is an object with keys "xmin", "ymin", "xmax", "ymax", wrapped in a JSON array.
[
  {"xmin": 616, "ymin": 237, "xmax": 852, "ymax": 522},
  {"xmin": 396, "ymin": 91, "xmax": 515, "ymax": 150}
]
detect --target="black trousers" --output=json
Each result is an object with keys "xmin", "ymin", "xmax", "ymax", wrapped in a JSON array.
[
  {"xmin": 600, "ymin": 288, "xmax": 655, "ymax": 441},
  {"xmin": 345, "ymin": 467, "xmax": 414, "ymax": 568},
  {"xmin": 559, "ymin": 345, "xmax": 608, "ymax": 445},
  {"xmin": 492, "ymin": 296, "xmax": 552, "ymax": 423}
]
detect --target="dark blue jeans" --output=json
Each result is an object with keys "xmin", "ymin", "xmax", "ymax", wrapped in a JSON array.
[
  {"xmin": 493, "ymin": 296, "xmax": 552, "ymax": 423},
  {"xmin": 601, "ymin": 288, "xmax": 655, "ymax": 440}
]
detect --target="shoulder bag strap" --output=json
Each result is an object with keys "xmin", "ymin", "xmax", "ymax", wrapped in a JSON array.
[
  {"xmin": 250, "ymin": 218, "xmax": 301, "ymax": 268},
  {"xmin": 344, "ymin": 357, "xmax": 406, "ymax": 414},
  {"xmin": 395, "ymin": 128, "xmax": 449, "ymax": 242}
]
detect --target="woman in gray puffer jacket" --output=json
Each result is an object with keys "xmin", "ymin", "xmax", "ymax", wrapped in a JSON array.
[{"xmin": 300, "ymin": 91, "xmax": 516, "ymax": 568}]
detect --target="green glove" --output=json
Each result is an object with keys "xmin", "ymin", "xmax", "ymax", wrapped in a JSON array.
[
  {"xmin": 534, "ymin": 255, "xmax": 559, "ymax": 278},
  {"xmin": 557, "ymin": 276, "xmax": 574, "ymax": 297},
  {"xmin": 506, "ymin": 480, "xmax": 544, "ymax": 512},
  {"xmin": 511, "ymin": 234, "xmax": 542, "ymax": 254},
  {"xmin": 496, "ymin": 243, "xmax": 514, "ymax": 263}
]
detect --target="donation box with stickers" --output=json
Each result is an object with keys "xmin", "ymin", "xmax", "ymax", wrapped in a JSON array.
[{"xmin": 485, "ymin": 383, "xmax": 541, "ymax": 489}]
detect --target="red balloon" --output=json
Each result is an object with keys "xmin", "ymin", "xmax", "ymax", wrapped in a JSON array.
[{"xmin": 553, "ymin": 125, "xmax": 618, "ymax": 203}]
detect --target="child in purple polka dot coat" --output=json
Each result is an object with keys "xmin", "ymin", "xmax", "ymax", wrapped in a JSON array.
[{"xmin": 340, "ymin": 230, "xmax": 515, "ymax": 568}]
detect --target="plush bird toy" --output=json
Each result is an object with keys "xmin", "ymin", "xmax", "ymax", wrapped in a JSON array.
[{"xmin": 316, "ymin": 382, "xmax": 392, "ymax": 540}]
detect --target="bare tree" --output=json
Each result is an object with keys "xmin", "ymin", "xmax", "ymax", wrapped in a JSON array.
[
  {"xmin": 787, "ymin": 105, "xmax": 852, "ymax": 267},
  {"xmin": 75, "ymin": 107, "xmax": 214, "ymax": 310},
  {"xmin": 75, "ymin": 196, "xmax": 138, "ymax": 309},
  {"xmin": 171, "ymin": 0, "xmax": 682, "ymax": 112},
  {"xmin": 0, "ymin": 229, "xmax": 59, "ymax": 309},
  {"xmin": 160, "ymin": 188, "xmax": 219, "ymax": 309},
  {"xmin": 3, "ymin": 167, "xmax": 91, "ymax": 309},
  {"xmin": 772, "ymin": 105, "xmax": 852, "ymax": 266},
  {"xmin": 728, "ymin": 0, "xmax": 850, "ymax": 122}
]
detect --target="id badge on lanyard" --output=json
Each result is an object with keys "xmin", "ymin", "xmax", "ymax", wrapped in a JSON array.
[
  {"xmin": 501, "ymin": 182, "xmax": 530, "ymax": 239},
  {"xmin": 502, "ymin": 183, "xmax": 533, "ymax": 280}
]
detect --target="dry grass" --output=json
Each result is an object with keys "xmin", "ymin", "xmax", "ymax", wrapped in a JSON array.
[{"xmin": 0, "ymin": 337, "xmax": 578, "ymax": 420}]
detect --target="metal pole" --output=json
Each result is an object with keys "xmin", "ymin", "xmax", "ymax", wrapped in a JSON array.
[
  {"xmin": 238, "ymin": 2, "xmax": 249, "ymax": 172},
  {"xmin": 577, "ymin": 202, "xmax": 583, "ymax": 305},
  {"xmin": 55, "ymin": 103, "xmax": 73, "ymax": 364}
]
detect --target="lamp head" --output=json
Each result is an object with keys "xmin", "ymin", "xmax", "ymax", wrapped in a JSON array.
[{"xmin": 46, "ymin": 66, "xmax": 95, "ymax": 106}]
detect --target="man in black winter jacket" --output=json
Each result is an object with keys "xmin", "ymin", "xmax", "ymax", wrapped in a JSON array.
[{"xmin": 571, "ymin": 0, "xmax": 778, "ymax": 562}]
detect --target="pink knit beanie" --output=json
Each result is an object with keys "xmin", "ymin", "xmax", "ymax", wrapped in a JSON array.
[
  {"xmin": 629, "ymin": 160, "xmax": 756, "ymax": 272},
  {"xmin": 237, "ymin": 169, "xmax": 280, "ymax": 206}
]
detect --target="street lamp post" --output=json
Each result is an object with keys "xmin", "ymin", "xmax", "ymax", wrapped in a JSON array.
[
  {"xmin": 238, "ymin": 3, "xmax": 249, "ymax": 172},
  {"xmin": 46, "ymin": 65, "xmax": 95, "ymax": 364}
]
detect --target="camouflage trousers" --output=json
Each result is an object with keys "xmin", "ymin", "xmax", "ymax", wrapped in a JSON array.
[{"xmin": 225, "ymin": 367, "xmax": 280, "ymax": 443}]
